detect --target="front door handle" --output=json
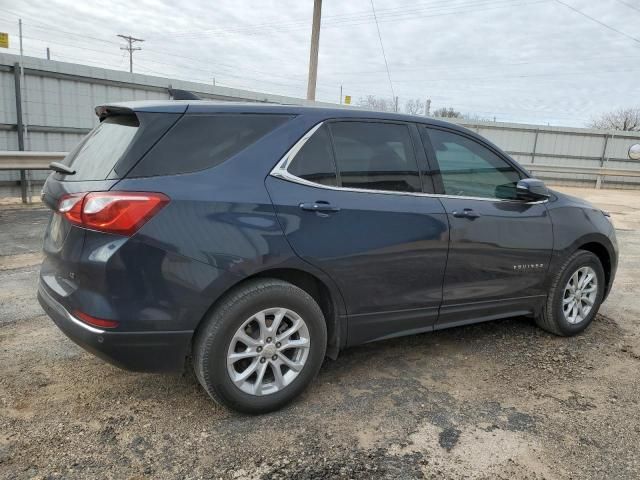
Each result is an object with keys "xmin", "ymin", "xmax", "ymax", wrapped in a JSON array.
[
  {"xmin": 452, "ymin": 208, "xmax": 480, "ymax": 219},
  {"xmin": 299, "ymin": 201, "xmax": 341, "ymax": 213}
]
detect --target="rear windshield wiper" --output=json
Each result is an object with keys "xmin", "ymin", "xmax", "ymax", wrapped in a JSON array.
[{"xmin": 49, "ymin": 162, "xmax": 76, "ymax": 175}]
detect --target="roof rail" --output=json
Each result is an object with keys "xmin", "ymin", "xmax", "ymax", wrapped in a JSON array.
[{"xmin": 168, "ymin": 88, "xmax": 201, "ymax": 100}]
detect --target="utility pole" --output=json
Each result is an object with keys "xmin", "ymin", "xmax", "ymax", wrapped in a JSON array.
[
  {"xmin": 18, "ymin": 19, "xmax": 31, "ymax": 203},
  {"xmin": 46, "ymin": 47, "xmax": 50, "ymax": 60},
  {"xmin": 339, "ymin": 85, "xmax": 342, "ymax": 104},
  {"xmin": 117, "ymin": 34, "xmax": 144, "ymax": 73},
  {"xmin": 306, "ymin": 0, "xmax": 322, "ymax": 101},
  {"xmin": 18, "ymin": 19, "xmax": 23, "ymax": 56},
  {"xmin": 394, "ymin": 96, "xmax": 399, "ymax": 113},
  {"xmin": 18, "ymin": 20, "xmax": 25, "ymax": 133}
]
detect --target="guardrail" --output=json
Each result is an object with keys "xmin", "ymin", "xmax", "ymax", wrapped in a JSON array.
[
  {"xmin": 520, "ymin": 163, "xmax": 640, "ymax": 177},
  {"xmin": 0, "ymin": 151, "xmax": 66, "ymax": 203},
  {"xmin": 0, "ymin": 151, "xmax": 66, "ymax": 170},
  {"xmin": 1, "ymin": 152, "xmax": 639, "ymax": 203}
]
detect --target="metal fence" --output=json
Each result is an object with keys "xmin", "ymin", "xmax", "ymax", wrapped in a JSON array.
[
  {"xmin": 0, "ymin": 51, "xmax": 333, "ymax": 200},
  {"xmin": 453, "ymin": 119, "xmax": 640, "ymax": 190},
  {"xmin": 2, "ymin": 51, "xmax": 640, "ymax": 201}
]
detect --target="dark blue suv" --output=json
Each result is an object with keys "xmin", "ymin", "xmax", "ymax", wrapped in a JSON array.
[{"xmin": 38, "ymin": 101, "xmax": 618, "ymax": 413}]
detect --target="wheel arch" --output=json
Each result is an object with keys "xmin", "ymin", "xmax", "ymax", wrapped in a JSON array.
[
  {"xmin": 576, "ymin": 241, "xmax": 613, "ymax": 297},
  {"xmin": 193, "ymin": 267, "xmax": 346, "ymax": 360}
]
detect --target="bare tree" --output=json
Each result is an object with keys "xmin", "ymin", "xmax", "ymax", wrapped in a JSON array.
[
  {"xmin": 404, "ymin": 98, "xmax": 425, "ymax": 115},
  {"xmin": 462, "ymin": 113, "xmax": 492, "ymax": 122},
  {"xmin": 433, "ymin": 107, "xmax": 463, "ymax": 119},
  {"xmin": 589, "ymin": 108, "xmax": 640, "ymax": 131},
  {"xmin": 357, "ymin": 95, "xmax": 394, "ymax": 112}
]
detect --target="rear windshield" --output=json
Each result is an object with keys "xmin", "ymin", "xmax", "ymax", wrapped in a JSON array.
[
  {"xmin": 59, "ymin": 115, "xmax": 139, "ymax": 181},
  {"xmin": 128, "ymin": 114, "xmax": 292, "ymax": 177}
]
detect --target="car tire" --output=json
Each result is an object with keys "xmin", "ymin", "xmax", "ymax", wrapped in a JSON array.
[
  {"xmin": 193, "ymin": 278, "xmax": 327, "ymax": 414},
  {"xmin": 535, "ymin": 250, "xmax": 605, "ymax": 336}
]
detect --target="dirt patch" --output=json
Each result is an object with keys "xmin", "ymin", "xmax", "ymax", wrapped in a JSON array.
[{"xmin": 1, "ymin": 189, "xmax": 640, "ymax": 479}]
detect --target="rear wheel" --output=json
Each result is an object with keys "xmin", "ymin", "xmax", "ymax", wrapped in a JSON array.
[
  {"xmin": 193, "ymin": 279, "xmax": 327, "ymax": 413},
  {"xmin": 535, "ymin": 250, "xmax": 605, "ymax": 336}
]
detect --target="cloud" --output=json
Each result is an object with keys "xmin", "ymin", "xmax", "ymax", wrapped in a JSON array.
[{"xmin": 1, "ymin": 0, "xmax": 638, "ymax": 126}]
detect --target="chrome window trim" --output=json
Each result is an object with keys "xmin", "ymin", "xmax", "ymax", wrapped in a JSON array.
[{"xmin": 269, "ymin": 121, "xmax": 548, "ymax": 205}]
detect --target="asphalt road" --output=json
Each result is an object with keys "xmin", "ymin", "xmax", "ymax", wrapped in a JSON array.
[{"xmin": 1, "ymin": 187, "xmax": 639, "ymax": 479}]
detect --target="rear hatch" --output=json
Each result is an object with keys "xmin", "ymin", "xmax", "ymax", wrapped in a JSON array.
[{"xmin": 40, "ymin": 105, "xmax": 183, "ymax": 307}]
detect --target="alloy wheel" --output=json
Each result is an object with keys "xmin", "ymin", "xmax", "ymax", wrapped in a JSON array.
[
  {"xmin": 562, "ymin": 266, "xmax": 598, "ymax": 324},
  {"xmin": 226, "ymin": 307, "xmax": 310, "ymax": 396}
]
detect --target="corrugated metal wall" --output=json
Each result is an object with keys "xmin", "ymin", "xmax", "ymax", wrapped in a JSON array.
[
  {"xmin": 2, "ymin": 52, "xmax": 640, "ymax": 197},
  {"xmin": 448, "ymin": 121, "xmax": 640, "ymax": 189}
]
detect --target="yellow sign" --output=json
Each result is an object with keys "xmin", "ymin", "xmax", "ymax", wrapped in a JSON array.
[
  {"xmin": 0, "ymin": 33, "xmax": 8, "ymax": 49},
  {"xmin": 344, "ymin": 95, "xmax": 351, "ymax": 105}
]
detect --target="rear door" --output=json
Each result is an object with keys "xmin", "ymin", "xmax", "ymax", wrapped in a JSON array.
[
  {"xmin": 420, "ymin": 126, "xmax": 553, "ymax": 327},
  {"xmin": 267, "ymin": 119, "xmax": 449, "ymax": 345}
]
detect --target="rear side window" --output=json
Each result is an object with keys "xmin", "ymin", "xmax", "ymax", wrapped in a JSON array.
[
  {"xmin": 130, "ymin": 114, "xmax": 291, "ymax": 177},
  {"xmin": 60, "ymin": 115, "xmax": 139, "ymax": 181},
  {"xmin": 287, "ymin": 125, "xmax": 337, "ymax": 186},
  {"xmin": 329, "ymin": 122, "xmax": 421, "ymax": 193}
]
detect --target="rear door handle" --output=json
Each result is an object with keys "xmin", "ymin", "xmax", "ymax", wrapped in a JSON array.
[
  {"xmin": 452, "ymin": 208, "xmax": 480, "ymax": 219},
  {"xmin": 299, "ymin": 201, "xmax": 341, "ymax": 213}
]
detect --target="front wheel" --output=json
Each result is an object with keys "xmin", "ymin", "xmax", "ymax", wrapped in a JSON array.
[
  {"xmin": 193, "ymin": 279, "xmax": 327, "ymax": 413},
  {"xmin": 535, "ymin": 250, "xmax": 605, "ymax": 336}
]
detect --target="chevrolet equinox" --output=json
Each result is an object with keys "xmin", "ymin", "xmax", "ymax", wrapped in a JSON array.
[{"xmin": 38, "ymin": 101, "xmax": 618, "ymax": 413}]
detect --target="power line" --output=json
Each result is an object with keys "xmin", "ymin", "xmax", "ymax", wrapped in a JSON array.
[
  {"xmin": 153, "ymin": 0, "xmax": 535, "ymax": 39},
  {"xmin": 117, "ymin": 34, "xmax": 144, "ymax": 73},
  {"xmin": 145, "ymin": 0, "xmax": 487, "ymax": 38},
  {"xmin": 614, "ymin": 0, "xmax": 640, "ymax": 14},
  {"xmin": 8, "ymin": 31, "xmax": 310, "ymax": 89},
  {"xmin": 0, "ymin": 19, "xmax": 309, "ymax": 83},
  {"xmin": 554, "ymin": 0, "xmax": 640, "ymax": 46},
  {"xmin": 10, "ymin": 21, "xmax": 640, "ymax": 89},
  {"xmin": 6, "ymin": 15, "xmax": 638, "ymax": 80},
  {"xmin": 0, "ymin": 9, "xmax": 120, "ymax": 45},
  {"xmin": 369, "ymin": 0, "xmax": 395, "ymax": 103}
]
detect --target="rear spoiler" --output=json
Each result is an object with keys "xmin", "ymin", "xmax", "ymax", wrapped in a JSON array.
[
  {"xmin": 95, "ymin": 92, "xmax": 198, "ymax": 121},
  {"xmin": 95, "ymin": 105, "xmax": 134, "ymax": 121}
]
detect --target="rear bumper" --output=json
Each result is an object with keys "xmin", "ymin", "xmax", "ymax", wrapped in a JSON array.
[{"xmin": 38, "ymin": 281, "xmax": 192, "ymax": 372}]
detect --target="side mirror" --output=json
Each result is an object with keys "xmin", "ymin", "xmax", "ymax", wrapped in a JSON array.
[{"xmin": 516, "ymin": 178, "xmax": 550, "ymax": 201}]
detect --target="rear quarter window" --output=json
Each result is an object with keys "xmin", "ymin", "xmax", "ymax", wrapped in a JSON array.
[{"xmin": 129, "ymin": 114, "xmax": 292, "ymax": 177}]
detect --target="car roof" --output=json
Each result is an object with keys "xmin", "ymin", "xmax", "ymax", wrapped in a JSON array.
[{"xmin": 96, "ymin": 100, "xmax": 474, "ymax": 132}]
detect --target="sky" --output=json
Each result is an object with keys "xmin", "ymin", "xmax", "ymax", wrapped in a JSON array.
[{"xmin": 0, "ymin": 0, "xmax": 638, "ymax": 127}]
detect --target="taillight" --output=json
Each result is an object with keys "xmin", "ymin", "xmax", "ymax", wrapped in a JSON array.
[
  {"xmin": 57, "ymin": 192, "xmax": 169, "ymax": 236},
  {"xmin": 73, "ymin": 310, "xmax": 119, "ymax": 329},
  {"xmin": 57, "ymin": 193, "xmax": 85, "ymax": 224}
]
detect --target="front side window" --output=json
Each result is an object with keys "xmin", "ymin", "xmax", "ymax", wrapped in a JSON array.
[
  {"xmin": 287, "ymin": 125, "xmax": 337, "ymax": 186},
  {"xmin": 329, "ymin": 121, "xmax": 421, "ymax": 193},
  {"xmin": 425, "ymin": 128, "xmax": 522, "ymax": 199}
]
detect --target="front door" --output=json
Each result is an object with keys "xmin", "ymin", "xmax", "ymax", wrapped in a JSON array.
[
  {"xmin": 267, "ymin": 120, "xmax": 449, "ymax": 344},
  {"xmin": 421, "ymin": 126, "xmax": 554, "ymax": 327}
]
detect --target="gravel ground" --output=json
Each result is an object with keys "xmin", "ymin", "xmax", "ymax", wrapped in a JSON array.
[{"xmin": 1, "ymin": 187, "xmax": 639, "ymax": 479}]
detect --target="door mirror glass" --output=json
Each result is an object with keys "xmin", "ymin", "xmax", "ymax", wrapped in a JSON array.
[
  {"xmin": 629, "ymin": 144, "xmax": 640, "ymax": 160},
  {"xmin": 515, "ymin": 178, "xmax": 549, "ymax": 201}
]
